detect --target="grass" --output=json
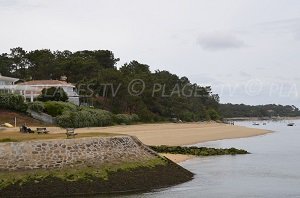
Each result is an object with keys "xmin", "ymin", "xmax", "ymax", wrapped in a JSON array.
[
  {"xmin": 0, "ymin": 130, "xmax": 121, "ymax": 143},
  {"xmin": 0, "ymin": 157, "xmax": 167, "ymax": 190},
  {"xmin": 0, "ymin": 138, "xmax": 18, "ymax": 142}
]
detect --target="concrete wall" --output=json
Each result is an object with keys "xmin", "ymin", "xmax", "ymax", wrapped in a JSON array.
[
  {"xmin": 68, "ymin": 96, "xmax": 80, "ymax": 106},
  {"xmin": 27, "ymin": 110, "xmax": 56, "ymax": 124},
  {"xmin": 0, "ymin": 136, "xmax": 158, "ymax": 171}
]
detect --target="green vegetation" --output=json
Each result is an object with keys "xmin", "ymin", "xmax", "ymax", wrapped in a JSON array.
[
  {"xmin": 43, "ymin": 101, "xmax": 76, "ymax": 117},
  {"xmin": 207, "ymin": 109, "xmax": 221, "ymax": 120},
  {"xmin": 0, "ymin": 131, "xmax": 119, "ymax": 142},
  {"xmin": 0, "ymin": 138, "xmax": 18, "ymax": 143},
  {"xmin": 0, "ymin": 94, "xmax": 27, "ymax": 112},
  {"xmin": 114, "ymin": 114, "xmax": 140, "ymax": 125},
  {"xmin": 0, "ymin": 48, "xmax": 221, "ymax": 122},
  {"xmin": 3, "ymin": 98, "xmax": 140, "ymax": 128},
  {"xmin": 220, "ymin": 103, "xmax": 300, "ymax": 118},
  {"xmin": 36, "ymin": 87, "xmax": 68, "ymax": 102},
  {"xmin": 56, "ymin": 107, "xmax": 114, "ymax": 128},
  {"xmin": 27, "ymin": 101, "xmax": 45, "ymax": 113},
  {"xmin": 0, "ymin": 158, "xmax": 166, "ymax": 190},
  {"xmin": 150, "ymin": 145, "xmax": 249, "ymax": 156}
]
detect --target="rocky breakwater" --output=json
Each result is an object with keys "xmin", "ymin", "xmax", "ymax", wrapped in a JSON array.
[{"xmin": 0, "ymin": 135, "xmax": 193, "ymax": 197}]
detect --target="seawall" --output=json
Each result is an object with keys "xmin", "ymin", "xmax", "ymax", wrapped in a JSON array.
[
  {"xmin": 0, "ymin": 135, "xmax": 194, "ymax": 197},
  {"xmin": 0, "ymin": 135, "xmax": 157, "ymax": 171}
]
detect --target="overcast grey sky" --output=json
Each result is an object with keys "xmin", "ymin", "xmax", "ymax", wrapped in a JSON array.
[{"xmin": 1, "ymin": 0, "xmax": 300, "ymax": 106}]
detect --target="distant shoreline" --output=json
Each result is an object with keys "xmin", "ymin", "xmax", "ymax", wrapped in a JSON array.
[{"xmin": 223, "ymin": 117, "xmax": 300, "ymax": 121}]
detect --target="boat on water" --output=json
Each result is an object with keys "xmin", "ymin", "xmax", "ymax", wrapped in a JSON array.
[
  {"xmin": 287, "ymin": 123, "xmax": 295, "ymax": 126},
  {"xmin": 252, "ymin": 122, "xmax": 260, "ymax": 126}
]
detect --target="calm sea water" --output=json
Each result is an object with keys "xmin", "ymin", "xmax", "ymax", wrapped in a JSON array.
[{"xmin": 103, "ymin": 120, "xmax": 300, "ymax": 198}]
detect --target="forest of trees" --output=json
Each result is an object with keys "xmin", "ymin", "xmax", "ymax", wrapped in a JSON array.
[
  {"xmin": 220, "ymin": 103, "xmax": 300, "ymax": 118},
  {"xmin": 0, "ymin": 47, "xmax": 220, "ymax": 122}
]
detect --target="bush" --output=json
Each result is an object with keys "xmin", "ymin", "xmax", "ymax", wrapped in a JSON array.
[
  {"xmin": 179, "ymin": 111, "xmax": 195, "ymax": 122},
  {"xmin": 0, "ymin": 93, "xmax": 27, "ymax": 112},
  {"xmin": 44, "ymin": 101, "xmax": 77, "ymax": 117},
  {"xmin": 28, "ymin": 101, "xmax": 45, "ymax": 113},
  {"xmin": 137, "ymin": 107, "xmax": 155, "ymax": 122},
  {"xmin": 56, "ymin": 108, "xmax": 114, "ymax": 128},
  {"xmin": 114, "ymin": 114, "xmax": 140, "ymax": 124},
  {"xmin": 130, "ymin": 114, "xmax": 140, "ymax": 122},
  {"xmin": 207, "ymin": 109, "xmax": 220, "ymax": 121}
]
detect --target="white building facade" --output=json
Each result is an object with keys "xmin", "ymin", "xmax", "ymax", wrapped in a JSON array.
[
  {"xmin": 0, "ymin": 74, "xmax": 19, "ymax": 86},
  {"xmin": 0, "ymin": 75, "xmax": 79, "ymax": 105}
]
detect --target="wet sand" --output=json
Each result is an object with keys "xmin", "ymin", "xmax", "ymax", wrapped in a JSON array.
[{"xmin": 161, "ymin": 153, "xmax": 195, "ymax": 163}]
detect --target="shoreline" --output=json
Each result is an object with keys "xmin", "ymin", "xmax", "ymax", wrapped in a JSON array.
[
  {"xmin": 81, "ymin": 122, "xmax": 269, "ymax": 163},
  {"xmin": 161, "ymin": 153, "xmax": 196, "ymax": 163},
  {"xmin": 223, "ymin": 117, "xmax": 300, "ymax": 121},
  {"xmin": 71, "ymin": 123, "xmax": 271, "ymax": 146},
  {"xmin": 0, "ymin": 136, "xmax": 194, "ymax": 197},
  {"xmin": 2, "ymin": 122, "xmax": 271, "ymax": 163}
]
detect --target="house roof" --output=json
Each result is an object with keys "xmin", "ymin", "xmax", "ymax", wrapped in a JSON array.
[
  {"xmin": 17, "ymin": 80, "xmax": 75, "ymax": 87},
  {"xmin": 0, "ymin": 74, "xmax": 19, "ymax": 82}
]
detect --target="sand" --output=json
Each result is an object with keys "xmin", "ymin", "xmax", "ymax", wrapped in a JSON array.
[
  {"xmin": 160, "ymin": 153, "xmax": 195, "ymax": 163},
  {"xmin": 76, "ymin": 122, "xmax": 270, "ymax": 163},
  {"xmin": 51, "ymin": 122, "xmax": 269, "ymax": 146},
  {"xmin": 3, "ymin": 122, "xmax": 270, "ymax": 163}
]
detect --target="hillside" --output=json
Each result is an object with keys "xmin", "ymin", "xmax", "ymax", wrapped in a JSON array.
[
  {"xmin": 0, "ymin": 109, "xmax": 51, "ymax": 127},
  {"xmin": 0, "ymin": 48, "xmax": 220, "ymax": 122}
]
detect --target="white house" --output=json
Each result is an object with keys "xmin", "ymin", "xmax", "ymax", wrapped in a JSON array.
[
  {"xmin": 17, "ymin": 80, "xmax": 80, "ymax": 105},
  {"xmin": 0, "ymin": 74, "xmax": 19, "ymax": 85},
  {"xmin": 0, "ymin": 74, "xmax": 79, "ymax": 105}
]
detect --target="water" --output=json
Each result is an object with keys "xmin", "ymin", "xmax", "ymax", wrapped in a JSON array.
[{"xmin": 115, "ymin": 120, "xmax": 300, "ymax": 198}]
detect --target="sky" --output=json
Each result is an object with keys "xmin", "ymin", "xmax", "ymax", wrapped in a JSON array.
[{"xmin": 0, "ymin": 0, "xmax": 300, "ymax": 106}]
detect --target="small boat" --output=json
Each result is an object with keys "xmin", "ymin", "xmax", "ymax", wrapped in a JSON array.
[
  {"xmin": 252, "ymin": 122, "xmax": 260, "ymax": 126},
  {"xmin": 287, "ymin": 123, "xmax": 295, "ymax": 126}
]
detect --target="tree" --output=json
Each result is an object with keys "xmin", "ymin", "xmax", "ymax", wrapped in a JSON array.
[{"xmin": 0, "ymin": 47, "xmax": 222, "ymax": 122}]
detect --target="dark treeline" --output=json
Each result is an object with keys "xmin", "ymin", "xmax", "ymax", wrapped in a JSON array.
[
  {"xmin": 0, "ymin": 47, "xmax": 220, "ymax": 122},
  {"xmin": 220, "ymin": 103, "xmax": 300, "ymax": 118}
]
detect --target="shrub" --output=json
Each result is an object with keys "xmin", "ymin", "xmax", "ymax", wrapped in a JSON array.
[
  {"xmin": 130, "ymin": 114, "xmax": 140, "ymax": 122},
  {"xmin": 27, "ymin": 101, "xmax": 45, "ymax": 113},
  {"xmin": 179, "ymin": 111, "xmax": 195, "ymax": 122},
  {"xmin": 80, "ymin": 107, "xmax": 114, "ymax": 126},
  {"xmin": 44, "ymin": 101, "xmax": 77, "ymax": 117},
  {"xmin": 137, "ymin": 107, "xmax": 155, "ymax": 122},
  {"xmin": 207, "ymin": 109, "xmax": 220, "ymax": 121},
  {"xmin": 56, "ymin": 108, "xmax": 114, "ymax": 128},
  {"xmin": 0, "ymin": 93, "xmax": 27, "ymax": 112},
  {"xmin": 114, "ymin": 114, "xmax": 140, "ymax": 124}
]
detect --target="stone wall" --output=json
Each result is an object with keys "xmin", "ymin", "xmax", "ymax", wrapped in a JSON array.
[{"xmin": 0, "ymin": 136, "xmax": 158, "ymax": 171}]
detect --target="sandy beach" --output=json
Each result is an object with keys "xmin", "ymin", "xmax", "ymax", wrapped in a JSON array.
[
  {"xmin": 49, "ymin": 122, "xmax": 269, "ymax": 145},
  {"xmin": 81, "ymin": 122, "xmax": 270, "ymax": 163},
  {"xmin": 2, "ymin": 122, "xmax": 270, "ymax": 163}
]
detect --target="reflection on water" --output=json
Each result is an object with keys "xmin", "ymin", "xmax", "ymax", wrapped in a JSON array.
[{"xmin": 97, "ymin": 120, "xmax": 300, "ymax": 198}]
